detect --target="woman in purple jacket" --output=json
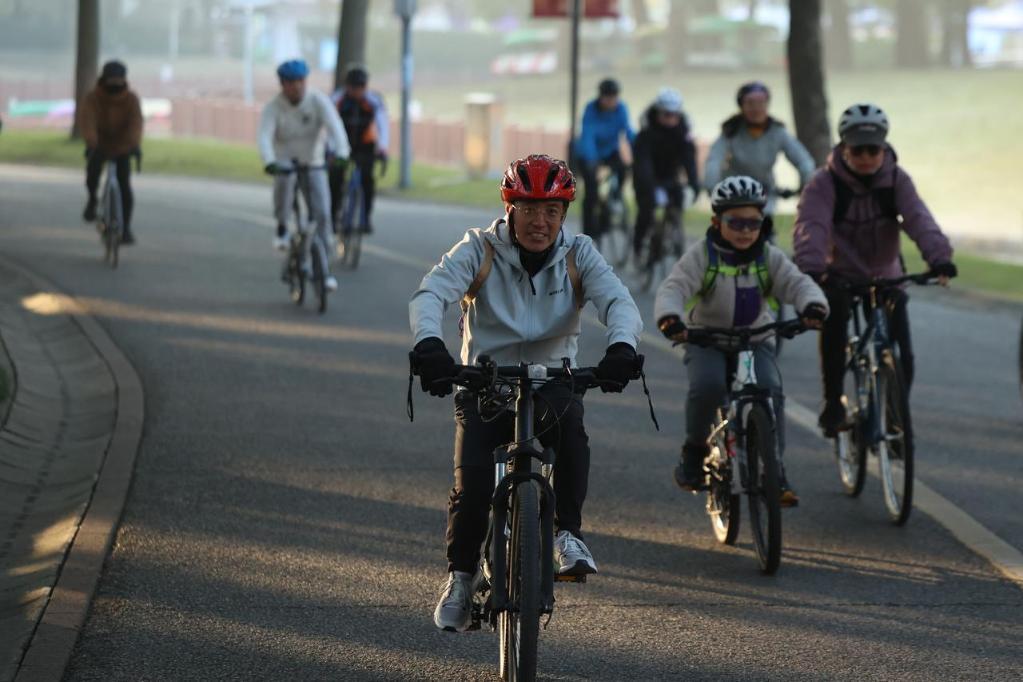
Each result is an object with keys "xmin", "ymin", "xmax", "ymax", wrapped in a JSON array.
[{"xmin": 793, "ymin": 103, "xmax": 958, "ymax": 436}]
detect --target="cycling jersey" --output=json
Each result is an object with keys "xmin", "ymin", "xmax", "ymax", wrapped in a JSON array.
[
  {"xmin": 333, "ymin": 90, "xmax": 389, "ymax": 153},
  {"xmin": 258, "ymin": 89, "xmax": 350, "ymax": 166},
  {"xmin": 704, "ymin": 116, "xmax": 815, "ymax": 198}
]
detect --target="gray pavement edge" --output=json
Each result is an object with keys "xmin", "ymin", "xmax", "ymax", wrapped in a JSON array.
[{"xmin": 1, "ymin": 256, "xmax": 145, "ymax": 682}]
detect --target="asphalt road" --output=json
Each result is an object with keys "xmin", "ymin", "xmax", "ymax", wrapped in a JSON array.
[{"xmin": 1, "ymin": 164, "xmax": 1021, "ymax": 681}]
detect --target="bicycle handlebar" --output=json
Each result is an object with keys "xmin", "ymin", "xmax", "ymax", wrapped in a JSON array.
[
  {"xmin": 682, "ymin": 319, "xmax": 808, "ymax": 350},
  {"xmin": 773, "ymin": 187, "xmax": 800, "ymax": 199},
  {"xmin": 836, "ymin": 271, "xmax": 939, "ymax": 294}
]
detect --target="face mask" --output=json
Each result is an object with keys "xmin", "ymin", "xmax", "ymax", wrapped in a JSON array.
[{"xmin": 104, "ymin": 83, "xmax": 126, "ymax": 94}]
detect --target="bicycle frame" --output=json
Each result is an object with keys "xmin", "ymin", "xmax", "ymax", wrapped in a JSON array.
[
  {"xmin": 846, "ymin": 288, "xmax": 894, "ymax": 446},
  {"xmin": 721, "ymin": 351, "xmax": 776, "ymax": 496},
  {"xmin": 486, "ymin": 369, "xmax": 558, "ymax": 620},
  {"xmin": 340, "ymin": 164, "xmax": 368, "ymax": 234}
]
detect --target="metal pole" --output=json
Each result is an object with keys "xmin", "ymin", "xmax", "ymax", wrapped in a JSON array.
[
  {"xmin": 242, "ymin": 2, "xmax": 254, "ymax": 104},
  {"xmin": 567, "ymin": 0, "xmax": 581, "ymax": 166},
  {"xmin": 399, "ymin": 13, "xmax": 413, "ymax": 189}
]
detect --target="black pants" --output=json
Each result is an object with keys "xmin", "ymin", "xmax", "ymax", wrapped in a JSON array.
[
  {"xmin": 329, "ymin": 147, "xmax": 376, "ymax": 227},
  {"xmin": 632, "ymin": 176, "xmax": 683, "ymax": 257},
  {"xmin": 580, "ymin": 152, "xmax": 626, "ymax": 238},
  {"xmin": 820, "ymin": 283, "xmax": 914, "ymax": 404},
  {"xmin": 447, "ymin": 383, "xmax": 590, "ymax": 574},
  {"xmin": 86, "ymin": 152, "xmax": 133, "ymax": 231}
]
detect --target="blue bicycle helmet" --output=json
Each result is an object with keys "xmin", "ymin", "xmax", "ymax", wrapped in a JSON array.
[{"xmin": 276, "ymin": 59, "xmax": 309, "ymax": 81}]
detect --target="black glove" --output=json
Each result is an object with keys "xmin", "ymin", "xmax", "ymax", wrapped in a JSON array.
[
  {"xmin": 84, "ymin": 147, "xmax": 95, "ymax": 160},
  {"xmin": 595, "ymin": 342, "xmax": 638, "ymax": 393},
  {"xmin": 689, "ymin": 185, "xmax": 701, "ymax": 202},
  {"xmin": 658, "ymin": 315, "xmax": 687, "ymax": 341},
  {"xmin": 930, "ymin": 262, "xmax": 957, "ymax": 279},
  {"xmin": 412, "ymin": 337, "xmax": 456, "ymax": 397},
  {"xmin": 376, "ymin": 150, "xmax": 388, "ymax": 178},
  {"xmin": 264, "ymin": 162, "xmax": 279, "ymax": 176},
  {"xmin": 806, "ymin": 271, "xmax": 827, "ymax": 285},
  {"xmin": 801, "ymin": 302, "xmax": 828, "ymax": 323}
]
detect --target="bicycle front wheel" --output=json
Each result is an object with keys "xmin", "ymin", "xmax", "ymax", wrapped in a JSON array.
[
  {"xmin": 707, "ymin": 419, "xmax": 740, "ymax": 545},
  {"xmin": 310, "ymin": 240, "xmax": 328, "ymax": 314},
  {"xmin": 745, "ymin": 404, "xmax": 782, "ymax": 574},
  {"xmin": 499, "ymin": 481, "xmax": 540, "ymax": 682},
  {"xmin": 876, "ymin": 354, "xmax": 913, "ymax": 525},
  {"xmin": 106, "ymin": 186, "xmax": 122, "ymax": 269}
]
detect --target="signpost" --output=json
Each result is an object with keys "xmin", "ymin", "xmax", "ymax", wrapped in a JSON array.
[{"xmin": 395, "ymin": 0, "xmax": 416, "ymax": 189}]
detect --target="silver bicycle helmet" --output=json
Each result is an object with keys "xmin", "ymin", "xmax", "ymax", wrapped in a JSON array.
[
  {"xmin": 711, "ymin": 176, "xmax": 767, "ymax": 213},
  {"xmin": 838, "ymin": 103, "xmax": 889, "ymax": 146},
  {"xmin": 653, "ymin": 87, "xmax": 684, "ymax": 115}
]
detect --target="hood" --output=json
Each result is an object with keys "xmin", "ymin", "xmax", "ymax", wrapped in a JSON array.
[
  {"xmin": 721, "ymin": 113, "xmax": 780, "ymax": 138},
  {"xmin": 485, "ymin": 216, "xmax": 575, "ymax": 273}
]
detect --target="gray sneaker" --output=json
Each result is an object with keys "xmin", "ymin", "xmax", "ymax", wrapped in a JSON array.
[
  {"xmin": 433, "ymin": 571, "xmax": 473, "ymax": 632},
  {"xmin": 554, "ymin": 530, "xmax": 597, "ymax": 576}
]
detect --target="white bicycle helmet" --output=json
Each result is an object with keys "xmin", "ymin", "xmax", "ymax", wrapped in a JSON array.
[
  {"xmin": 711, "ymin": 175, "xmax": 767, "ymax": 213},
  {"xmin": 838, "ymin": 103, "xmax": 889, "ymax": 146},
  {"xmin": 654, "ymin": 87, "xmax": 683, "ymax": 115}
]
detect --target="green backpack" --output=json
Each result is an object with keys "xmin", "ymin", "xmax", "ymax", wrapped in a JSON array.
[{"xmin": 684, "ymin": 237, "xmax": 778, "ymax": 313}]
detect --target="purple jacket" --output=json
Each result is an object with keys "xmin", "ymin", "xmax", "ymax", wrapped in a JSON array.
[{"xmin": 793, "ymin": 144, "xmax": 952, "ymax": 280}]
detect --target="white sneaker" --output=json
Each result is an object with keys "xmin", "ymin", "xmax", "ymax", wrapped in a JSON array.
[
  {"xmin": 433, "ymin": 571, "xmax": 473, "ymax": 632},
  {"xmin": 273, "ymin": 234, "xmax": 290, "ymax": 252},
  {"xmin": 554, "ymin": 530, "xmax": 597, "ymax": 576},
  {"xmin": 325, "ymin": 275, "xmax": 338, "ymax": 292}
]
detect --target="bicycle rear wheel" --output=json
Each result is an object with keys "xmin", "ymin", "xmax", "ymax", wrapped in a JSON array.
[
  {"xmin": 706, "ymin": 417, "xmax": 740, "ymax": 545},
  {"xmin": 288, "ymin": 240, "xmax": 305, "ymax": 305},
  {"xmin": 745, "ymin": 404, "xmax": 782, "ymax": 574},
  {"xmin": 310, "ymin": 239, "xmax": 328, "ymax": 314},
  {"xmin": 499, "ymin": 481, "xmax": 540, "ymax": 682},
  {"xmin": 835, "ymin": 392, "xmax": 867, "ymax": 497},
  {"xmin": 339, "ymin": 174, "xmax": 365, "ymax": 269},
  {"xmin": 876, "ymin": 353, "xmax": 913, "ymax": 525}
]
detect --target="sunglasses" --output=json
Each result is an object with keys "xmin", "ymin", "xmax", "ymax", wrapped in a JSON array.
[
  {"xmin": 849, "ymin": 144, "xmax": 882, "ymax": 157},
  {"xmin": 721, "ymin": 216, "xmax": 764, "ymax": 232}
]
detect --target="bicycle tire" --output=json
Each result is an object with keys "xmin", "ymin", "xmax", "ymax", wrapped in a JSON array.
[
  {"xmin": 876, "ymin": 353, "xmax": 913, "ymax": 525},
  {"xmin": 773, "ymin": 305, "xmax": 789, "ymax": 358},
  {"xmin": 288, "ymin": 242, "xmax": 305, "ymax": 305},
  {"xmin": 339, "ymin": 171, "xmax": 365, "ymax": 269},
  {"xmin": 107, "ymin": 183, "xmax": 122, "ymax": 270},
  {"xmin": 707, "ymin": 413, "xmax": 740, "ymax": 545},
  {"xmin": 835, "ymin": 394, "xmax": 867, "ymax": 497},
  {"xmin": 498, "ymin": 481, "xmax": 540, "ymax": 682},
  {"xmin": 746, "ymin": 404, "xmax": 782, "ymax": 574},
  {"xmin": 311, "ymin": 240, "xmax": 328, "ymax": 314}
]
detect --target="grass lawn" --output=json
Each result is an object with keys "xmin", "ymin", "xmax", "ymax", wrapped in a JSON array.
[{"xmin": 2, "ymin": 128, "xmax": 1021, "ymax": 302}]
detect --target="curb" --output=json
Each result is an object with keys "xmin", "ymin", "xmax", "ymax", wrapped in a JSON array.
[{"xmin": 0, "ymin": 256, "xmax": 145, "ymax": 682}]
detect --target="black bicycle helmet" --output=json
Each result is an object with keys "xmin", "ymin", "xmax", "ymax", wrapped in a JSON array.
[
  {"xmin": 598, "ymin": 78, "xmax": 620, "ymax": 97},
  {"xmin": 345, "ymin": 65, "xmax": 369, "ymax": 87}
]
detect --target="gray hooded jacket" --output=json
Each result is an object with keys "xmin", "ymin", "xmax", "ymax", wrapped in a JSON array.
[
  {"xmin": 410, "ymin": 218, "xmax": 642, "ymax": 366},
  {"xmin": 703, "ymin": 117, "xmax": 816, "ymax": 203}
]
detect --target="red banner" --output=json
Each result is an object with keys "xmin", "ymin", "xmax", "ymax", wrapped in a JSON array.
[{"xmin": 532, "ymin": 0, "xmax": 619, "ymax": 19}]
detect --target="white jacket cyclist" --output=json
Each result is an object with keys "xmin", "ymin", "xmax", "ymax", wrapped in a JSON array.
[
  {"xmin": 258, "ymin": 89, "xmax": 350, "ymax": 166},
  {"xmin": 410, "ymin": 218, "xmax": 642, "ymax": 366}
]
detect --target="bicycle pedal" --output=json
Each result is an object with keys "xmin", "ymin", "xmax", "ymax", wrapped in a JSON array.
[{"xmin": 554, "ymin": 574, "xmax": 587, "ymax": 583}]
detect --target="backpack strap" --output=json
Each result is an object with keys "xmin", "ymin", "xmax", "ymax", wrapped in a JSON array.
[
  {"xmin": 752, "ymin": 250, "xmax": 779, "ymax": 312},
  {"xmin": 685, "ymin": 238, "xmax": 720, "ymax": 312},
  {"xmin": 461, "ymin": 238, "xmax": 495, "ymax": 313},
  {"xmin": 566, "ymin": 246, "xmax": 585, "ymax": 310},
  {"xmin": 685, "ymin": 237, "xmax": 777, "ymax": 312},
  {"xmin": 830, "ymin": 169, "xmax": 854, "ymax": 225}
]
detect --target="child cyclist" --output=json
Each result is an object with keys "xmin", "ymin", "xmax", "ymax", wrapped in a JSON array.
[{"xmin": 654, "ymin": 176, "xmax": 828, "ymax": 506}]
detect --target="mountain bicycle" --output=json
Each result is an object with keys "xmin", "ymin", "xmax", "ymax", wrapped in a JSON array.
[
  {"xmin": 409, "ymin": 354, "xmax": 646, "ymax": 681},
  {"xmin": 95, "ymin": 151, "xmax": 140, "ymax": 269},
  {"xmin": 831, "ymin": 272, "xmax": 938, "ymax": 525},
  {"xmin": 639, "ymin": 184, "xmax": 684, "ymax": 292},
  {"xmin": 594, "ymin": 164, "xmax": 630, "ymax": 269},
  {"xmin": 276, "ymin": 162, "xmax": 330, "ymax": 314},
  {"xmin": 334, "ymin": 161, "xmax": 367, "ymax": 270},
  {"xmin": 681, "ymin": 319, "xmax": 807, "ymax": 575}
]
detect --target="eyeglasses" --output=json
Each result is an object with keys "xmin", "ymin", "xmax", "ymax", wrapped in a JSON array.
[
  {"xmin": 849, "ymin": 144, "xmax": 882, "ymax": 157},
  {"xmin": 721, "ymin": 216, "xmax": 764, "ymax": 233},
  {"xmin": 513, "ymin": 204, "xmax": 564, "ymax": 221}
]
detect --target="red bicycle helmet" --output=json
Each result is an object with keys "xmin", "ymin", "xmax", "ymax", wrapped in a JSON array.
[{"xmin": 499, "ymin": 154, "xmax": 576, "ymax": 203}]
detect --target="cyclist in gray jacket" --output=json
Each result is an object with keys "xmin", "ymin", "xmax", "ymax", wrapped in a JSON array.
[
  {"xmin": 704, "ymin": 82, "xmax": 816, "ymax": 214},
  {"xmin": 655, "ymin": 176, "xmax": 828, "ymax": 506},
  {"xmin": 409, "ymin": 155, "xmax": 642, "ymax": 632}
]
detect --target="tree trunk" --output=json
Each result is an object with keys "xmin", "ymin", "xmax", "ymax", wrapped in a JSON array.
[
  {"xmin": 825, "ymin": 0, "xmax": 852, "ymax": 70},
  {"xmin": 666, "ymin": 0, "xmax": 691, "ymax": 70},
  {"xmin": 787, "ymin": 0, "xmax": 830, "ymax": 166},
  {"xmin": 335, "ymin": 0, "xmax": 370, "ymax": 92},
  {"xmin": 939, "ymin": 0, "xmax": 973, "ymax": 68},
  {"xmin": 895, "ymin": 0, "xmax": 930, "ymax": 68},
  {"xmin": 71, "ymin": 0, "xmax": 100, "ymax": 140}
]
